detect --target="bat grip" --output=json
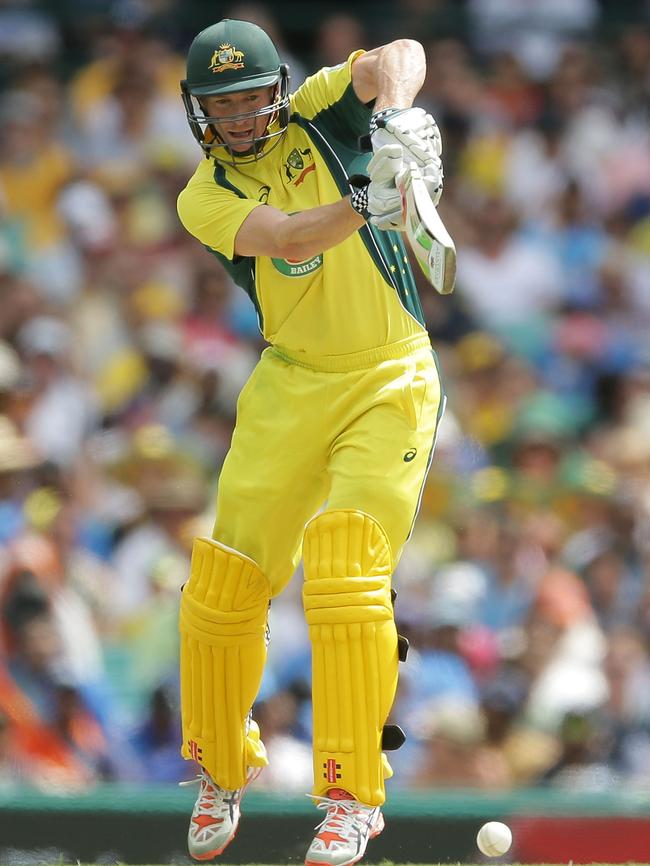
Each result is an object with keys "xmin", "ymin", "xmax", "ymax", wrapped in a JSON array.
[
  {"xmin": 357, "ymin": 133, "xmax": 372, "ymax": 153},
  {"xmin": 347, "ymin": 173, "xmax": 370, "ymax": 189}
]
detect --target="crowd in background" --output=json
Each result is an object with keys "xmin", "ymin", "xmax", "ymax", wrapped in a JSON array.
[{"xmin": 0, "ymin": 0, "xmax": 649, "ymax": 795}]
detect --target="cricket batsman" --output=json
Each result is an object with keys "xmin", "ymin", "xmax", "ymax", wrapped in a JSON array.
[{"xmin": 176, "ymin": 18, "xmax": 446, "ymax": 866}]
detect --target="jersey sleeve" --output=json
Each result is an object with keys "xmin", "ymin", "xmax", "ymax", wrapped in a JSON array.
[
  {"xmin": 177, "ymin": 180, "xmax": 263, "ymax": 261},
  {"xmin": 290, "ymin": 50, "xmax": 373, "ymax": 147}
]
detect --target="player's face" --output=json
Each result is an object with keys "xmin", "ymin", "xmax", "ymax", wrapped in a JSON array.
[{"xmin": 202, "ymin": 86, "xmax": 276, "ymax": 153}]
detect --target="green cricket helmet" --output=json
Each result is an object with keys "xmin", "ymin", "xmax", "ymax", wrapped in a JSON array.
[{"xmin": 181, "ymin": 19, "xmax": 290, "ymax": 163}]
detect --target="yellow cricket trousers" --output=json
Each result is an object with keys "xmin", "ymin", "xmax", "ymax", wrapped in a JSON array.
[{"xmin": 213, "ymin": 333, "xmax": 444, "ymax": 588}]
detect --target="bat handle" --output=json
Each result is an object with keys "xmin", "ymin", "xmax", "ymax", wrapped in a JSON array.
[{"xmin": 357, "ymin": 133, "xmax": 372, "ymax": 152}]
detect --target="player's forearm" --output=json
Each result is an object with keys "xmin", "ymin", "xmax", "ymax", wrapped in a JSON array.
[
  {"xmin": 235, "ymin": 198, "xmax": 364, "ymax": 260},
  {"xmin": 235, "ymin": 196, "xmax": 364, "ymax": 261},
  {"xmin": 277, "ymin": 199, "xmax": 364, "ymax": 260},
  {"xmin": 372, "ymin": 40, "xmax": 426, "ymax": 112}
]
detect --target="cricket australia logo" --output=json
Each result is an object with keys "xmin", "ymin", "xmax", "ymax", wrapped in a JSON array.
[
  {"xmin": 209, "ymin": 43, "xmax": 245, "ymax": 73},
  {"xmin": 284, "ymin": 147, "xmax": 316, "ymax": 186}
]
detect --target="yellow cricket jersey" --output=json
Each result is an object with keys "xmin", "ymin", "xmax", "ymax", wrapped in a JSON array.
[{"xmin": 177, "ymin": 51, "xmax": 427, "ymax": 357}]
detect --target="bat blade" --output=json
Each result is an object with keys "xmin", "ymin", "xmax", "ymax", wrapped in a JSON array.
[{"xmin": 398, "ymin": 162, "xmax": 456, "ymax": 295}]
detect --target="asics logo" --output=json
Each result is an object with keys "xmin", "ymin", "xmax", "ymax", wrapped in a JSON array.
[{"xmin": 403, "ymin": 449, "xmax": 417, "ymax": 462}]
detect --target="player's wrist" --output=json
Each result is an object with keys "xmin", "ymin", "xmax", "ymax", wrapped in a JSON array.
[
  {"xmin": 348, "ymin": 173, "xmax": 371, "ymax": 220},
  {"xmin": 369, "ymin": 107, "xmax": 405, "ymax": 136},
  {"xmin": 349, "ymin": 185, "xmax": 370, "ymax": 220}
]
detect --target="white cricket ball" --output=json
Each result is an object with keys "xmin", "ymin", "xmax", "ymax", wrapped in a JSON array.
[{"xmin": 476, "ymin": 821, "xmax": 512, "ymax": 857}]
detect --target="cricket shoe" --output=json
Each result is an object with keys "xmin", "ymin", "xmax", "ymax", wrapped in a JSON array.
[
  {"xmin": 181, "ymin": 766, "xmax": 261, "ymax": 860},
  {"xmin": 305, "ymin": 787, "xmax": 385, "ymax": 866}
]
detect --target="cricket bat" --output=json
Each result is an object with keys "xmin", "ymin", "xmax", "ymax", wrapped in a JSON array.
[{"xmin": 397, "ymin": 161, "xmax": 456, "ymax": 295}]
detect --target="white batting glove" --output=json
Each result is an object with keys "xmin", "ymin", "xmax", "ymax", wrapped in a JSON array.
[
  {"xmin": 371, "ymin": 107, "xmax": 442, "ymax": 161},
  {"xmin": 367, "ymin": 143, "xmax": 405, "ymax": 231},
  {"xmin": 370, "ymin": 107, "xmax": 444, "ymax": 206}
]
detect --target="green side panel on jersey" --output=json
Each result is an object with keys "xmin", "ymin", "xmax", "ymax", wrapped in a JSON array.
[
  {"xmin": 309, "ymin": 81, "xmax": 374, "ymax": 148},
  {"xmin": 291, "ymin": 114, "xmax": 425, "ymax": 328},
  {"xmin": 371, "ymin": 229, "xmax": 425, "ymax": 326},
  {"xmin": 210, "ymin": 163, "xmax": 264, "ymax": 332}
]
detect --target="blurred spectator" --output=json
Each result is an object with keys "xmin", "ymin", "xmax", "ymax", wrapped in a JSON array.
[
  {"xmin": 411, "ymin": 700, "xmax": 504, "ymax": 789},
  {"xmin": 254, "ymin": 689, "xmax": 313, "ymax": 792},
  {"xmin": 0, "ymin": 577, "xmax": 111, "ymax": 786},
  {"xmin": 600, "ymin": 627, "xmax": 650, "ymax": 784},
  {"xmin": 536, "ymin": 709, "xmax": 619, "ymax": 790},
  {"xmin": 130, "ymin": 681, "xmax": 190, "ymax": 782},
  {"xmin": 503, "ymin": 113, "xmax": 568, "ymax": 222},
  {"xmin": 16, "ymin": 316, "xmax": 99, "ymax": 467},
  {"xmin": 68, "ymin": 8, "xmax": 185, "ymax": 130},
  {"xmin": 0, "ymin": 89, "xmax": 79, "ymax": 304},
  {"xmin": 110, "ymin": 433, "xmax": 208, "ymax": 617},
  {"xmin": 521, "ymin": 567, "xmax": 608, "ymax": 732},
  {"xmin": 376, "ymin": 0, "xmax": 464, "ymax": 44},
  {"xmin": 467, "ymin": 0, "xmax": 600, "ymax": 80},
  {"xmin": 0, "ymin": 709, "xmax": 28, "ymax": 788},
  {"xmin": 474, "ymin": 524, "xmax": 539, "ymax": 636},
  {"xmin": 313, "ymin": 13, "xmax": 369, "ymax": 69},
  {"xmin": 0, "ymin": 340, "xmax": 22, "ymax": 413},
  {"xmin": 0, "ymin": 415, "xmax": 42, "ymax": 545},
  {"xmin": 77, "ymin": 60, "xmax": 196, "ymax": 182},
  {"xmin": 455, "ymin": 195, "xmax": 565, "ymax": 332},
  {"xmin": 0, "ymin": 4, "xmax": 61, "ymax": 67},
  {"xmin": 477, "ymin": 670, "xmax": 557, "ymax": 787}
]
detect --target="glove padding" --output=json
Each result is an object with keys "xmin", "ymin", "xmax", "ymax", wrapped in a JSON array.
[
  {"xmin": 366, "ymin": 144, "xmax": 405, "ymax": 231},
  {"xmin": 371, "ymin": 107, "xmax": 442, "ymax": 160},
  {"xmin": 371, "ymin": 107, "xmax": 443, "ymax": 206}
]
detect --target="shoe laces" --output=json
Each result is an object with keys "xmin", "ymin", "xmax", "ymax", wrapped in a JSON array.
[
  {"xmin": 308, "ymin": 794, "xmax": 371, "ymax": 841},
  {"xmin": 179, "ymin": 770, "xmax": 240, "ymax": 818}
]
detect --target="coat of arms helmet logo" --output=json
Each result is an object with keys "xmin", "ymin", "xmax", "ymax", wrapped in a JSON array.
[{"xmin": 210, "ymin": 43, "xmax": 245, "ymax": 73}]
